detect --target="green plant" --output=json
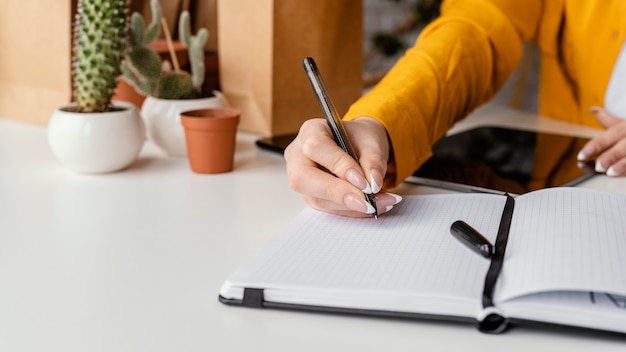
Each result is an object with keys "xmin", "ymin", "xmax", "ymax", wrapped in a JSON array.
[
  {"xmin": 73, "ymin": 0, "xmax": 129, "ymax": 113},
  {"xmin": 121, "ymin": 0, "xmax": 208, "ymax": 100}
]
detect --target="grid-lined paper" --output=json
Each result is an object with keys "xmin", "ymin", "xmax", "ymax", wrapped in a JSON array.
[
  {"xmin": 496, "ymin": 187, "xmax": 626, "ymax": 303},
  {"xmin": 222, "ymin": 187, "xmax": 626, "ymax": 331},
  {"xmin": 227, "ymin": 193, "xmax": 506, "ymax": 312}
]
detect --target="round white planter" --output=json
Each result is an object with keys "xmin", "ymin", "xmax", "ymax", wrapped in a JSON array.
[
  {"xmin": 141, "ymin": 91, "xmax": 229, "ymax": 157},
  {"xmin": 48, "ymin": 102, "xmax": 145, "ymax": 173}
]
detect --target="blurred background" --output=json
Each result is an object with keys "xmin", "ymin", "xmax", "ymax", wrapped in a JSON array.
[{"xmin": 0, "ymin": 0, "xmax": 538, "ymax": 128}]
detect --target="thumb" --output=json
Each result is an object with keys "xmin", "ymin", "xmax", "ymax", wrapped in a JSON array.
[{"xmin": 591, "ymin": 106, "xmax": 622, "ymax": 129}]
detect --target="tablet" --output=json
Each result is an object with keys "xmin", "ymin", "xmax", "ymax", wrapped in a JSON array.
[
  {"xmin": 407, "ymin": 126, "xmax": 597, "ymax": 195},
  {"xmin": 256, "ymin": 134, "xmax": 297, "ymax": 154}
]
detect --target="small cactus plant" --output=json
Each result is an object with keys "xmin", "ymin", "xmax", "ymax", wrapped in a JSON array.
[
  {"xmin": 121, "ymin": 0, "xmax": 208, "ymax": 100},
  {"xmin": 73, "ymin": 0, "xmax": 129, "ymax": 113}
]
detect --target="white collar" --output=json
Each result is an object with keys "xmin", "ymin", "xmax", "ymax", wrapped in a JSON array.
[{"xmin": 605, "ymin": 40, "xmax": 626, "ymax": 120}]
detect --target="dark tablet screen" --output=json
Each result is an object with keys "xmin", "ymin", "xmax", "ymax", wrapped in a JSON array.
[
  {"xmin": 256, "ymin": 134, "xmax": 297, "ymax": 154},
  {"xmin": 409, "ymin": 126, "xmax": 597, "ymax": 195}
]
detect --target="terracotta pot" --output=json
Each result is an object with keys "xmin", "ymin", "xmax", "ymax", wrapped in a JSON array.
[
  {"xmin": 148, "ymin": 39, "xmax": 189, "ymax": 69},
  {"xmin": 113, "ymin": 76, "xmax": 146, "ymax": 109},
  {"xmin": 181, "ymin": 108, "xmax": 240, "ymax": 174}
]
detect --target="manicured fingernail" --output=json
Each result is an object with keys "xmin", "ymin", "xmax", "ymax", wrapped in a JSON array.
[
  {"xmin": 373, "ymin": 192, "xmax": 403, "ymax": 214},
  {"xmin": 364, "ymin": 201, "xmax": 377, "ymax": 214},
  {"xmin": 344, "ymin": 194, "xmax": 375, "ymax": 214},
  {"xmin": 607, "ymin": 166, "xmax": 618, "ymax": 177},
  {"xmin": 595, "ymin": 161, "xmax": 606, "ymax": 173},
  {"xmin": 374, "ymin": 192, "xmax": 403, "ymax": 203},
  {"xmin": 370, "ymin": 169, "xmax": 383, "ymax": 194},
  {"xmin": 389, "ymin": 192, "xmax": 403, "ymax": 205},
  {"xmin": 346, "ymin": 169, "xmax": 372, "ymax": 194},
  {"xmin": 578, "ymin": 145, "xmax": 597, "ymax": 161}
]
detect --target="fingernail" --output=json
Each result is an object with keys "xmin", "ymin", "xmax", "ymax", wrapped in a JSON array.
[
  {"xmin": 373, "ymin": 192, "xmax": 403, "ymax": 214},
  {"xmin": 595, "ymin": 160, "xmax": 606, "ymax": 173},
  {"xmin": 607, "ymin": 166, "xmax": 618, "ymax": 177},
  {"xmin": 370, "ymin": 169, "xmax": 383, "ymax": 194},
  {"xmin": 386, "ymin": 192, "xmax": 403, "ymax": 205},
  {"xmin": 344, "ymin": 194, "xmax": 375, "ymax": 214},
  {"xmin": 346, "ymin": 169, "xmax": 372, "ymax": 194},
  {"xmin": 590, "ymin": 106, "xmax": 602, "ymax": 114},
  {"xmin": 578, "ymin": 145, "xmax": 597, "ymax": 161},
  {"xmin": 364, "ymin": 201, "xmax": 377, "ymax": 214}
]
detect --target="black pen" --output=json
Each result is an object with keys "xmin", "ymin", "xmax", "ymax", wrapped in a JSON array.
[
  {"xmin": 303, "ymin": 57, "xmax": 378, "ymax": 219},
  {"xmin": 450, "ymin": 220, "xmax": 493, "ymax": 258}
]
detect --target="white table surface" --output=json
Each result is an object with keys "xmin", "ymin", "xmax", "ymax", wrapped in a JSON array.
[{"xmin": 1, "ymin": 104, "xmax": 625, "ymax": 351}]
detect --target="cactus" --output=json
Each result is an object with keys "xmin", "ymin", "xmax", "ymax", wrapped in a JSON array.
[
  {"xmin": 122, "ymin": 0, "xmax": 208, "ymax": 100},
  {"xmin": 73, "ymin": 0, "xmax": 129, "ymax": 113},
  {"xmin": 179, "ymin": 11, "xmax": 208, "ymax": 93}
]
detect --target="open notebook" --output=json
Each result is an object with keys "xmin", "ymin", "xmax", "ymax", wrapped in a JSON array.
[{"xmin": 219, "ymin": 187, "xmax": 626, "ymax": 335}]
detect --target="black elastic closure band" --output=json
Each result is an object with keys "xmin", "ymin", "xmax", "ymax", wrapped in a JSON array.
[
  {"xmin": 478, "ymin": 194, "xmax": 515, "ymax": 333},
  {"xmin": 242, "ymin": 288, "xmax": 265, "ymax": 308}
]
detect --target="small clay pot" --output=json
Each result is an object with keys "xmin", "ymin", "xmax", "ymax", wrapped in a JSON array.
[
  {"xmin": 180, "ymin": 108, "xmax": 240, "ymax": 174},
  {"xmin": 113, "ymin": 76, "xmax": 146, "ymax": 108}
]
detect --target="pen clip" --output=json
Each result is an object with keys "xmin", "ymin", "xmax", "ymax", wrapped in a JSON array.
[{"xmin": 450, "ymin": 220, "xmax": 493, "ymax": 258}]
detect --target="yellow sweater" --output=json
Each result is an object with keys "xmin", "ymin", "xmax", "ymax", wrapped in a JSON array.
[{"xmin": 344, "ymin": 0, "xmax": 626, "ymax": 186}]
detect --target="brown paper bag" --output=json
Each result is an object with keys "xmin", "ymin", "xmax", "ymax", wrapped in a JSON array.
[
  {"xmin": 217, "ymin": 0, "xmax": 363, "ymax": 137},
  {"xmin": 0, "ymin": 1, "xmax": 74, "ymax": 125}
]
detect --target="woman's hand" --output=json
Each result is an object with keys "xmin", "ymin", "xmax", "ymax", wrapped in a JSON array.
[
  {"xmin": 284, "ymin": 116, "xmax": 402, "ymax": 217},
  {"xmin": 578, "ymin": 107, "xmax": 626, "ymax": 176}
]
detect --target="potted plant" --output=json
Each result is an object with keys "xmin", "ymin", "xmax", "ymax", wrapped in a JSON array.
[
  {"xmin": 48, "ymin": 0, "xmax": 145, "ymax": 174},
  {"xmin": 121, "ymin": 0, "xmax": 228, "ymax": 157}
]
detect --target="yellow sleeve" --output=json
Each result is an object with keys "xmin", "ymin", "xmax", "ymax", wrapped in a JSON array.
[{"xmin": 344, "ymin": 0, "xmax": 544, "ymax": 186}]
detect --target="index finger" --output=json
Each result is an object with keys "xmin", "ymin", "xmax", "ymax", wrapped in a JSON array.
[{"xmin": 296, "ymin": 119, "xmax": 371, "ymax": 191}]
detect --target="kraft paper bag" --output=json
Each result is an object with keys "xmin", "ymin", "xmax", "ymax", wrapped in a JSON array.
[
  {"xmin": 217, "ymin": 0, "xmax": 363, "ymax": 137},
  {"xmin": 0, "ymin": 1, "xmax": 73, "ymax": 125}
]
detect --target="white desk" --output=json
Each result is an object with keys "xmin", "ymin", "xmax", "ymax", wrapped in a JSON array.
[{"xmin": 1, "ymin": 104, "xmax": 624, "ymax": 351}]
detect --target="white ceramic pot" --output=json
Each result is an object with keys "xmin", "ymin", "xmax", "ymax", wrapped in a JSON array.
[
  {"xmin": 48, "ymin": 102, "xmax": 145, "ymax": 173},
  {"xmin": 141, "ymin": 91, "xmax": 229, "ymax": 157}
]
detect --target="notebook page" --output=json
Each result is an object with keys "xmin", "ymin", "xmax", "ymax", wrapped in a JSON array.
[
  {"xmin": 224, "ymin": 193, "xmax": 506, "ymax": 314},
  {"xmin": 499, "ymin": 291, "xmax": 626, "ymax": 334},
  {"xmin": 495, "ymin": 187, "xmax": 626, "ymax": 303}
]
